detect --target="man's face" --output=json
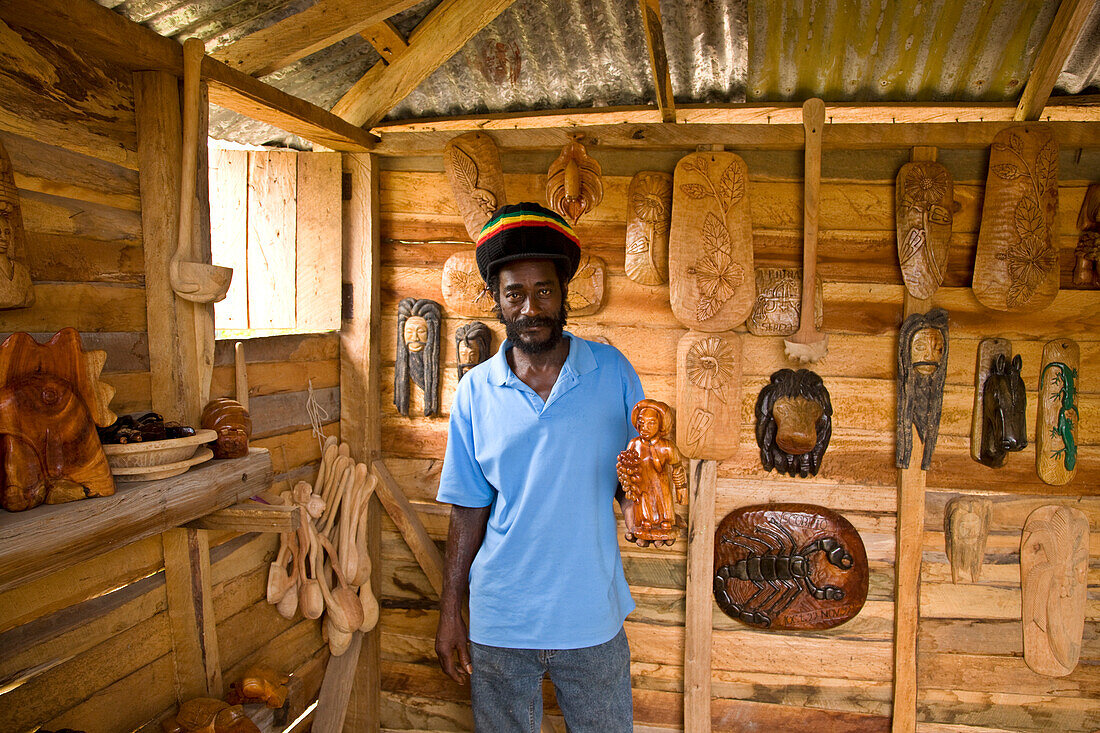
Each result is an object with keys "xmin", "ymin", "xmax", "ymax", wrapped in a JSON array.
[
  {"xmin": 404, "ymin": 315, "xmax": 429, "ymax": 352},
  {"xmin": 496, "ymin": 259, "xmax": 567, "ymax": 355},
  {"xmin": 911, "ymin": 327, "xmax": 945, "ymax": 376}
]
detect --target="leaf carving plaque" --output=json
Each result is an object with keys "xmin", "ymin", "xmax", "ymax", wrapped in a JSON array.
[
  {"xmin": 675, "ymin": 330, "xmax": 740, "ymax": 460},
  {"xmin": 747, "ymin": 268, "xmax": 823, "ymax": 336},
  {"xmin": 566, "ymin": 254, "xmax": 606, "ymax": 316},
  {"xmin": 625, "ymin": 171, "xmax": 672, "ymax": 285},
  {"xmin": 1036, "ymin": 338, "xmax": 1079, "ymax": 486},
  {"xmin": 973, "ymin": 125, "xmax": 1059, "ymax": 312},
  {"xmin": 444, "ymin": 132, "xmax": 507, "ymax": 240},
  {"xmin": 714, "ymin": 503, "xmax": 868, "ymax": 630},
  {"xmin": 669, "ymin": 152, "xmax": 754, "ymax": 331},
  {"xmin": 441, "ymin": 251, "xmax": 496, "ymax": 318},
  {"xmin": 896, "ymin": 161, "xmax": 953, "ymax": 299}
]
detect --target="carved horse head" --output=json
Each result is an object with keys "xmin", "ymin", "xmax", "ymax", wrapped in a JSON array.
[{"xmin": 980, "ymin": 354, "xmax": 1027, "ymax": 467}]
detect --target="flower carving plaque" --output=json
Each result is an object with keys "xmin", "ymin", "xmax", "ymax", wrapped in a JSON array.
[
  {"xmin": 896, "ymin": 161, "xmax": 953, "ymax": 300},
  {"xmin": 675, "ymin": 330, "xmax": 741, "ymax": 460},
  {"xmin": 625, "ymin": 171, "xmax": 672, "ymax": 285}
]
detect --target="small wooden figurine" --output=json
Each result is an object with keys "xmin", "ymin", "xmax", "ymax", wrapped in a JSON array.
[
  {"xmin": 444, "ymin": 132, "xmax": 507, "ymax": 240},
  {"xmin": 441, "ymin": 251, "xmax": 497, "ymax": 318},
  {"xmin": 944, "ymin": 496, "xmax": 992, "ymax": 583},
  {"xmin": 162, "ymin": 698, "xmax": 260, "ymax": 733},
  {"xmin": 755, "ymin": 369, "xmax": 833, "ymax": 478},
  {"xmin": 566, "ymin": 254, "xmax": 606, "ymax": 316},
  {"xmin": 747, "ymin": 267, "xmax": 822, "ymax": 337},
  {"xmin": 1036, "ymin": 338, "xmax": 1079, "ymax": 486},
  {"xmin": 675, "ymin": 331, "xmax": 741, "ymax": 460},
  {"xmin": 978, "ymin": 354, "xmax": 1028, "ymax": 468},
  {"xmin": 455, "ymin": 321, "xmax": 492, "ymax": 379},
  {"xmin": 714, "ymin": 503, "xmax": 868, "ymax": 630},
  {"xmin": 1021, "ymin": 504, "xmax": 1089, "ymax": 677},
  {"xmin": 896, "ymin": 308, "xmax": 948, "ymax": 470},
  {"xmin": 973, "ymin": 125, "xmax": 1059, "ymax": 312},
  {"xmin": 625, "ymin": 171, "xmax": 672, "ymax": 285},
  {"xmin": 200, "ymin": 398, "xmax": 251, "ymax": 459},
  {"xmin": 395, "ymin": 298, "xmax": 442, "ymax": 417},
  {"xmin": 1072, "ymin": 183, "xmax": 1100, "ymax": 287},
  {"xmin": 896, "ymin": 161, "xmax": 954, "ymax": 300},
  {"xmin": 546, "ymin": 135, "xmax": 602, "ymax": 225},
  {"xmin": 0, "ymin": 136, "xmax": 34, "ymax": 309},
  {"xmin": 669, "ymin": 152, "xmax": 754, "ymax": 331},
  {"xmin": 970, "ymin": 338, "xmax": 1012, "ymax": 462},
  {"xmin": 616, "ymin": 399, "xmax": 687, "ymax": 543},
  {"xmin": 227, "ymin": 666, "xmax": 290, "ymax": 708}
]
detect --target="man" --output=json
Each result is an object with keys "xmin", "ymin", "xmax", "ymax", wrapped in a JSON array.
[{"xmin": 435, "ymin": 203, "xmax": 646, "ymax": 731}]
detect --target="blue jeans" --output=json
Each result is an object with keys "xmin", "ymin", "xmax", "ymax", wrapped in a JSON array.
[{"xmin": 469, "ymin": 627, "xmax": 633, "ymax": 732}]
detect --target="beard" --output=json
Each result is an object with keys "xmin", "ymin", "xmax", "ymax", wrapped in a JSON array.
[{"xmin": 500, "ymin": 301, "xmax": 568, "ymax": 355}]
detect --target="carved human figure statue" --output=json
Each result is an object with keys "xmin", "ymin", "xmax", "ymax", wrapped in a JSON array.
[
  {"xmin": 616, "ymin": 399, "xmax": 687, "ymax": 543},
  {"xmin": 0, "ymin": 138, "xmax": 34, "ymax": 310},
  {"xmin": 455, "ymin": 321, "xmax": 491, "ymax": 379},
  {"xmin": 896, "ymin": 308, "xmax": 949, "ymax": 469},
  {"xmin": 395, "ymin": 298, "xmax": 442, "ymax": 417}
]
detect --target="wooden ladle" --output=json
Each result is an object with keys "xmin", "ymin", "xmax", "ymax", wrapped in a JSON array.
[{"xmin": 313, "ymin": 527, "xmax": 365, "ymax": 633}]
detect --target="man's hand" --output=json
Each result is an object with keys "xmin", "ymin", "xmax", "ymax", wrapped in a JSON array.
[
  {"xmin": 435, "ymin": 610, "xmax": 473, "ymax": 684},
  {"xmin": 620, "ymin": 494, "xmax": 675, "ymax": 548}
]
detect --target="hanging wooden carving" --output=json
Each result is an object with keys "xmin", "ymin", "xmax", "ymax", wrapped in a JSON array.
[
  {"xmin": 566, "ymin": 254, "xmax": 606, "ymax": 316},
  {"xmin": 546, "ymin": 136, "xmax": 602, "ymax": 225},
  {"xmin": 164, "ymin": 698, "xmax": 261, "ymax": 733},
  {"xmin": 441, "ymin": 251, "xmax": 496, "ymax": 318},
  {"xmin": 675, "ymin": 331, "xmax": 741, "ymax": 460},
  {"xmin": 755, "ymin": 369, "xmax": 832, "ymax": 478},
  {"xmin": 747, "ymin": 268, "xmax": 823, "ymax": 337},
  {"xmin": 978, "ymin": 354, "xmax": 1028, "ymax": 468},
  {"xmin": 0, "ymin": 329, "xmax": 116, "ymax": 512},
  {"xmin": 970, "ymin": 338, "xmax": 1012, "ymax": 463},
  {"xmin": 200, "ymin": 398, "xmax": 252, "ymax": 459},
  {"xmin": 896, "ymin": 161, "xmax": 954, "ymax": 299},
  {"xmin": 713, "ymin": 503, "xmax": 868, "ymax": 630},
  {"xmin": 444, "ymin": 132, "xmax": 507, "ymax": 240},
  {"xmin": 625, "ymin": 171, "xmax": 672, "ymax": 285},
  {"xmin": 1072, "ymin": 183, "xmax": 1100, "ymax": 287},
  {"xmin": 617, "ymin": 399, "xmax": 687, "ymax": 543},
  {"xmin": 226, "ymin": 667, "xmax": 289, "ymax": 708},
  {"xmin": 0, "ymin": 136, "xmax": 34, "ymax": 309},
  {"xmin": 395, "ymin": 298, "xmax": 442, "ymax": 417},
  {"xmin": 1021, "ymin": 504, "xmax": 1089, "ymax": 677},
  {"xmin": 973, "ymin": 125, "xmax": 1059, "ymax": 312},
  {"xmin": 896, "ymin": 308, "xmax": 949, "ymax": 470},
  {"xmin": 669, "ymin": 152, "xmax": 754, "ymax": 331},
  {"xmin": 1036, "ymin": 338, "xmax": 1079, "ymax": 486},
  {"xmin": 944, "ymin": 496, "xmax": 992, "ymax": 583},
  {"xmin": 455, "ymin": 321, "xmax": 492, "ymax": 379}
]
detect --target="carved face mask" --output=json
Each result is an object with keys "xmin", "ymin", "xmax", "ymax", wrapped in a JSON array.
[
  {"xmin": 457, "ymin": 340, "xmax": 479, "ymax": 367},
  {"xmin": 772, "ymin": 396, "xmax": 824, "ymax": 456},
  {"xmin": 403, "ymin": 316, "xmax": 429, "ymax": 353},
  {"xmin": 637, "ymin": 407, "xmax": 661, "ymax": 440},
  {"xmin": 911, "ymin": 327, "xmax": 945, "ymax": 376}
]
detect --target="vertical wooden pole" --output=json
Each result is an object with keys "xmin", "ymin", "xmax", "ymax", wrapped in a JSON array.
[
  {"xmin": 684, "ymin": 459, "xmax": 717, "ymax": 733},
  {"xmin": 162, "ymin": 527, "xmax": 222, "ymax": 701}
]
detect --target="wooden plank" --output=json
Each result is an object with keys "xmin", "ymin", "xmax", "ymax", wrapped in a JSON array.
[
  {"xmin": 211, "ymin": 355, "xmax": 340, "ymax": 402},
  {"xmin": 0, "ymin": 129, "xmax": 139, "ymax": 202},
  {"xmin": 684, "ymin": 460, "xmax": 716, "ymax": 733},
  {"xmin": 247, "ymin": 150, "xmax": 298, "ymax": 330},
  {"xmin": 214, "ymin": 332, "xmax": 340, "ymax": 366},
  {"xmin": 363, "ymin": 20, "xmax": 409, "ymax": 64},
  {"xmin": 185, "ymin": 501, "xmax": 299, "ymax": 533},
  {"xmin": 162, "ymin": 527, "xmax": 222, "ymax": 701},
  {"xmin": 23, "ymin": 233, "xmax": 144, "ymax": 285},
  {"xmin": 210, "ymin": 148, "xmax": 249, "ymax": 330},
  {"xmin": 313, "ymin": 632, "xmax": 365, "ymax": 733},
  {"xmin": 373, "ymin": 460, "xmax": 444, "ymax": 596},
  {"xmin": 0, "ymin": 282, "xmax": 146, "ymax": 333},
  {"xmin": 295, "ymin": 152, "xmax": 342, "ymax": 333},
  {"xmin": 1014, "ymin": 0, "xmax": 1096, "ymax": 121},
  {"xmin": 638, "ymin": 0, "xmax": 675, "ymax": 123}
]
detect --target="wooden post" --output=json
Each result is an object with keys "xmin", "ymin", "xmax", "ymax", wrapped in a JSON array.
[
  {"xmin": 684, "ymin": 459, "xmax": 717, "ymax": 732},
  {"xmin": 162, "ymin": 527, "xmax": 222, "ymax": 701}
]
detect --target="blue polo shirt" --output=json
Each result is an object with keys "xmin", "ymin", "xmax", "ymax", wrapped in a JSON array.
[{"xmin": 437, "ymin": 332, "xmax": 644, "ymax": 649}]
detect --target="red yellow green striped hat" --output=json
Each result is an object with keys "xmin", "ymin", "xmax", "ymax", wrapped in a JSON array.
[{"xmin": 475, "ymin": 203, "xmax": 581, "ymax": 282}]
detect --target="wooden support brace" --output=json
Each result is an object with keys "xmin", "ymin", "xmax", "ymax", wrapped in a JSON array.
[
  {"xmin": 371, "ymin": 460, "xmax": 444, "ymax": 595},
  {"xmin": 1014, "ymin": 0, "xmax": 1095, "ymax": 121},
  {"xmin": 162, "ymin": 527, "xmax": 222, "ymax": 702},
  {"xmin": 312, "ymin": 631, "xmax": 364, "ymax": 733},
  {"xmin": 638, "ymin": 0, "xmax": 676, "ymax": 123},
  {"xmin": 185, "ymin": 502, "xmax": 299, "ymax": 533},
  {"xmin": 684, "ymin": 459, "xmax": 717, "ymax": 733},
  {"xmin": 362, "ymin": 20, "xmax": 409, "ymax": 64}
]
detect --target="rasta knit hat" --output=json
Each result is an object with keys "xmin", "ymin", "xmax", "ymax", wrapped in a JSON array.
[{"xmin": 474, "ymin": 202, "xmax": 581, "ymax": 283}]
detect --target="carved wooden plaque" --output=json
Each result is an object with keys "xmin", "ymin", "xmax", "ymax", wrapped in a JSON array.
[
  {"xmin": 441, "ymin": 251, "xmax": 496, "ymax": 318},
  {"xmin": 669, "ymin": 152, "xmax": 754, "ymax": 331},
  {"xmin": 546, "ymin": 137, "xmax": 602, "ymax": 225},
  {"xmin": 714, "ymin": 503, "xmax": 868, "ymax": 630},
  {"xmin": 444, "ymin": 132, "xmax": 507, "ymax": 240},
  {"xmin": 0, "ymin": 136, "xmax": 34, "ymax": 310},
  {"xmin": 676, "ymin": 330, "xmax": 741, "ymax": 460},
  {"xmin": 747, "ymin": 268, "xmax": 823, "ymax": 337},
  {"xmin": 896, "ymin": 161, "xmax": 953, "ymax": 300},
  {"xmin": 625, "ymin": 171, "xmax": 672, "ymax": 285},
  {"xmin": 1036, "ymin": 338, "xmax": 1079, "ymax": 486},
  {"xmin": 973, "ymin": 125, "xmax": 1059, "ymax": 312},
  {"xmin": 944, "ymin": 496, "xmax": 992, "ymax": 583},
  {"xmin": 755, "ymin": 369, "xmax": 832, "ymax": 478},
  {"xmin": 970, "ymin": 338, "xmax": 1012, "ymax": 462},
  {"xmin": 1072, "ymin": 182, "xmax": 1100, "ymax": 287},
  {"xmin": 567, "ymin": 254, "xmax": 606, "ymax": 316},
  {"xmin": 1021, "ymin": 504, "xmax": 1089, "ymax": 677}
]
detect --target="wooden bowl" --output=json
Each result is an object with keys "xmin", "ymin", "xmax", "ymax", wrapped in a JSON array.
[
  {"xmin": 111, "ymin": 447, "xmax": 214, "ymax": 482},
  {"xmin": 102, "ymin": 429, "xmax": 216, "ymax": 470}
]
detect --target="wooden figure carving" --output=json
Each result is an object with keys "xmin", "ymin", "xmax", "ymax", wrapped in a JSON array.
[
  {"xmin": 395, "ymin": 297, "xmax": 442, "ymax": 417},
  {"xmin": 1021, "ymin": 504, "xmax": 1089, "ymax": 677},
  {"xmin": 444, "ymin": 132, "xmax": 507, "ymax": 240},
  {"xmin": 979, "ymin": 354, "xmax": 1028, "ymax": 468},
  {"xmin": 944, "ymin": 496, "xmax": 992, "ymax": 583},
  {"xmin": 227, "ymin": 666, "xmax": 290, "ymax": 708},
  {"xmin": 442, "ymin": 251, "xmax": 496, "ymax": 318},
  {"xmin": 973, "ymin": 125, "xmax": 1059, "ymax": 312},
  {"xmin": 162, "ymin": 698, "xmax": 260, "ymax": 733},
  {"xmin": 0, "ymin": 136, "xmax": 34, "ymax": 309},
  {"xmin": 616, "ymin": 399, "xmax": 687, "ymax": 543},
  {"xmin": 675, "ymin": 331, "xmax": 741, "ymax": 460},
  {"xmin": 713, "ymin": 503, "xmax": 868, "ymax": 630},
  {"xmin": 1036, "ymin": 338, "xmax": 1079, "ymax": 486},
  {"xmin": 625, "ymin": 171, "xmax": 672, "ymax": 285},
  {"xmin": 755, "ymin": 369, "xmax": 833, "ymax": 478},
  {"xmin": 896, "ymin": 308, "xmax": 949, "ymax": 470},
  {"xmin": 896, "ymin": 161, "xmax": 954, "ymax": 299},
  {"xmin": 455, "ymin": 321, "xmax": 492, "ymax": 379},
  {"xmin": 0, "ymin": 329, "xmax": 116, "ymax": 512},
  {"xmin": 1072, "ymin": 183, "xmax": 1100, "ymax": 287},
  {"xmin": 566, "ymin": 254, "xmax": 606, "ymax": 316},
  {"xmin": 669, "ymin": 152, "xmax": 754, "ymax": 331},
  {"xmin": 546, "ymin": 136, "xmax": 602, "ymax": 225},
  {"xmin": 747, "ymin": 268, "xmax": 823, "ymax": 337},
  {"xmin": 200, "ymin": 398, "xmax": 251, "ymax": 459},
  {"xmin": 970, "ymin": 338, "xmax": 1012, "ymax": 462}
]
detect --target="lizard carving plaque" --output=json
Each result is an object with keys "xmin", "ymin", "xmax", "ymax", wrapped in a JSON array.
[
  {"xmin": 1036, "ymin": 338, "xmax": 1079, "ymax": 486},
  {"xmin": 675, "ymin": 330, "xmax": 741, "ymax": 460}
]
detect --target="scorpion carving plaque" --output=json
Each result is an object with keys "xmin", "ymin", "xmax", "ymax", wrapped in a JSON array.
[
  {"xmin": 714, "ymin": 503, "xmax": 868, "ymax": 630},
  {"xmin": 1036, "ymin": 338, "xmax": 1079, "ymax": 486}
]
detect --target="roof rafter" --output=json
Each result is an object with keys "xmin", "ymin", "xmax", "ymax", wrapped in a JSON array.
[
  {"xmin": 1014, "ymin": 0, "xmax": 1095, "ymax": 121},
  {"xmin": 332, "ymin": 0, "xmax": 519, "ymax": 129},
  {"xmin": 361, "ymin": 20, "xmax": 408, "ymax": 64},
  {"xmin": 638, "ymin": 0, "xmax": 675, "ymax": 123}
]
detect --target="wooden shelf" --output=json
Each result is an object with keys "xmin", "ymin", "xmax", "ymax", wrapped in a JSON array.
[{"xmin": 0, "ymin": 448, "xmax": 273, "ymax": 593}]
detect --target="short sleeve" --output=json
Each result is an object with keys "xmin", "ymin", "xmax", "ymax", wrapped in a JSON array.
[
  {"xmin": 620, "ymin": 351, "xmax": 646, "ymax": 423},
  {"xmin": 436, "ymin": 376, "xmax": 495, "ymax": 507}
]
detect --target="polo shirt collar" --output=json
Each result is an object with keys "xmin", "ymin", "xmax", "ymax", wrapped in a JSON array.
[{"xmin": 487, "ymin": 331, "xmax": 596, "ymax": 388}]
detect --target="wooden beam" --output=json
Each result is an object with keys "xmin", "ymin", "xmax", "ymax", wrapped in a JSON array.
[
  {"xmin": 184, "ymin": 501, "xmax": 299, "ymax": 533},
  {"xmin": 333, "ymin": 0, "xmax": 519, "ymax": 128},
  {"xmin": 312, "ymin": 631, "xmax": 364, "ymax": 733},
  {"xmin": 684, "ymin": 460, "xmax": 717, "ymax": 733},
  {"xmin": 371, "ymin": 460, "xmax": 444, "ymax": 595},
  {"xmin": 210, "ymin": 0, "xmax": 421, "ymax": 77},
  {"xmin": 162, "ymin": 527, "xmax": 222, "ymax": 701},
  {"xmin": 1014, "ymin": 0, "xmax": 1095, "ymax": 121},
  {"xmin": 362, "ymin": 20, "xmax": 409, "ymax": 64},
  {"xmin": 638, "ymin": 0, "xmax": 675, "ymax": 123}
]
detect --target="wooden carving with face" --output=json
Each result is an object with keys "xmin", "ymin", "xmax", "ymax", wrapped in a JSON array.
[
  {"xmin": 944, "ymin": 496, "xmax": 992, "ymax": 583},
  {"xmin": 616, "ymin": 399, "xmax": 687, "ymax": 544},
  {"xmin": 896, "ymin": 308, "xmax": 949, "ymax": 470},
  {"xmin": 754, "ymin": 369, "xmax": 832, "ymax": 478},
  {"xmin": 979, "ymin": 353, "xmax": 1028, "ymax": 468},
  {"xmin": 395, "ymin": 298, "xmax": 442, "ymax": 417},
  {"xmin": 455, "ymin": 321, "xmax": 491, "ymax": 379}
]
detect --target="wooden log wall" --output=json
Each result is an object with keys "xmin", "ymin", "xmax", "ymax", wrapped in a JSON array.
[{"xmin": 375, "ymin": 144, "xmax": 1100, "ymax": 732}]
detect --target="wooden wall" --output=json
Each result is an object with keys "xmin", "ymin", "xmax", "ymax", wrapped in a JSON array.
[{"xmin": 374, "ymin": 144, "xmax": 1100, "ymax": 732}]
